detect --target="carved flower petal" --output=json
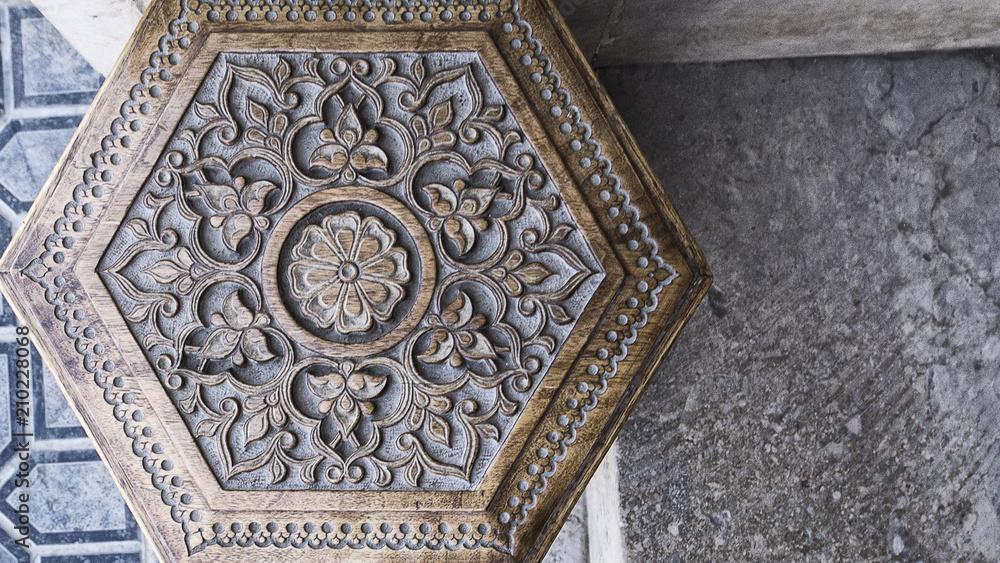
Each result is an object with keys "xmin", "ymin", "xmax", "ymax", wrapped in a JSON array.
[
  {"xmin": 291, "ymin": 223, "xmax": 343, "ymax": 266},
  {"xmin": 308, "ymin": 143, "xmax": 350, "ymax": 171},
  {"xmin": 417, "ymin": 329, "xmax": 455, "ymax": 364},
  {"xmin": 444, "ymin": 216, "xmax": 476, "ymax": 255},
  {"xmin": 356, "ymin": 217, "xmax": 396, "ymax": 262},
  {"xmin": 336, "ymin": 104, "xmax": 364, "ymax": 147},
  {"xmin": 308, "ymin": 371, "xmax": 347, "ymax": 400},
  {"xmin": 351, "ymin": 144, "xmax": 388, "ymax": 172},
  {"xmin": 358, "ymin": 278, "xmax": 405, "ymax": 322},
  {"xmin": 361, "ymin": 248, "xmax": 409, "ymax": 284},
  {"xmin": 198, "ymin": 328, "xmax": 241, "ymax": 360},
  {"xmin": 288, "ymin": 261, "xmax": 340, "ymax": 300},
  {"xmin": 442, "ymin": 291, "xmax": 474, "ymax": 328},
  {"xmin": 422, "ymin": 183, "xmax": 458, "ymax": 216},
  {"xmin": 301, "ymin": 282, "xmax": 345, "ymax": 328},
  {"xmin": 335, "ymin": 283, "xmax": 373, "ymax": 334},
  {"xmin": 221, "ymin": 213, "xmax": 254, "ymax": 252},
  {"xmin": 221, "ymin": 291, "xmax": 255, "ymax": 329},
  {"xmin": 322, "ymin": 212, "xmax": 362, "ymax": 261},
  {"xmin": 241, "ymin": 328, "xmax": 275, "ymax": 363}
]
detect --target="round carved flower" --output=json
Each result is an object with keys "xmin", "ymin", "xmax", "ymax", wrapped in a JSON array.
[{"xmin": 288, "ymin": 211, "xmax": 410, "ymax": 334}]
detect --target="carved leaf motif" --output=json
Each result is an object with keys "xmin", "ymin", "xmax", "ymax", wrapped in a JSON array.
[
  {"xmin": 309, "ymin": 142, "xmax": 350, "ymax": 172},
  {"xmin": 191, "ymin": 182, "xmax": 240, "ymax": 214},
  {"xmin": 144, "ymin": 259, "xmax": 187, "ymax": 284},
  {"xmin": 407, "ymin": 407, "xmax": 425, "ymax": 432},
  {"xmin": 418, "ymin": 330, "xmax": 454, "ymax": 365},
  {"xmin": 220, "ymin": 291, "xmax": 255, "ymax": 329},
  {"xmin": 423, "ymin": 183, "xmax": 458, "ymax": 216},
  {"xmin": 462, "ymin": 332, "xmax": 497, "ymax": 360},
  {"xmin": 443, "ymin": 292, "xmax": 474, "ymax": 327},
  {"xmin": 301, "ymin": 457, "xmax": 322, "ymax": 485},
  {"xmin": 241, "ymin": 329, "xmax": 275, "ymax": 363},
  {"xmin": 482, "ymin": 104, "xmax": 504, "ymax": 121},
  {"xmin": 239, "ymin": 179, "xmax": 277, "ymax": 215},
  {"xmin": 126, "ymin": 302, "xmax": 152, "ymax": 323},
  {"xmin": 198, "ymin": 328, "xmax": 241, "ymax": 361},
  {"xmin": 351, "ymin": 145, "xmax": 388, "ymax": 172},
  {"xmin": 194, "ymin": 101, "xmax": 221, "ymax": 120},
  {"xmin": 476, "ymin": 423, "xmax": 500, "ymax": 441},
  {"xmin": 425, "ymin": 412, "xmax": 451, "ymax": 447},
  {"xmin": 221, "ymin": 214, "xmax": 253, "ymax": 252},
  {"xmin": 444, "ymin": 216, "xmax": 476, "ymax": 255},
  {"xmin": 273, "ymin": 58, "xmax": 290, "ymax": 85},
  {"xmin": 548, "ymin": 303, "xmax": 573, "ymax": 325},
  {"xmin": 269, "ymin": 456, "xmax": 288, "ymax": 484},
  {"xmin": 515, "ymin": 262, "xmax": 553, "ymax": 285},
  {"xmin": 246, "ymin": 98, "xmax": 270, "ymax": 128},
  {"xmin": 458, "ymin": 186, "xmax": 499, "ymax": 216},
  {"xmin": 430, "ymin": 99, "xmax": 454, "ymax": 129},
  {"xmin": 196, "ymin": 418, "xmax": 221, "ymax": 438},
  {"xmin": 550, "ymin": 223, "xmax": 575, "ymax": 243},
  {"xmin": 411, "ymin": 58, "xmax": 425, "ymax": 85},
  {"xmin": 125, "ymin": 218, "xmax": 152, "ymax": 240},
  {"xmin": 404, "ymin": 460, "xmax": 423, "ymax": 487},
  {"xmin": 244, "ymin": 410, "xmax": 269, "ymax": 444}
]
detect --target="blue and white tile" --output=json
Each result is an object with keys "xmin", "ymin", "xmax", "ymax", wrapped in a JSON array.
[{"xmin": 0, "ymin": 7, "xmax": 153, "ymax": 561}]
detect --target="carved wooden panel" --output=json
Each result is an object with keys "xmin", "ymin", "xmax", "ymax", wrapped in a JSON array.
[{"xmin": 0, "ymin": 1, "xmax": 710, "ymax": 562}]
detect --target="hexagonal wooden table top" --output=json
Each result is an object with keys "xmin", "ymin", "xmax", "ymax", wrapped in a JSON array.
[{"xmin": 0, "ymin": 1, "xmax": 709, "ymax": 561}]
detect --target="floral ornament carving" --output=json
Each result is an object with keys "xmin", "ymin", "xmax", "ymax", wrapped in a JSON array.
[
  {"xmin": 288, "ymin": 212, "xmax": 410, "ymax": 333},
  {"xmin": 194, "ymin": 291, "xmax": 275, "ymax": 366},
  {"xmin": 423, "ymin": 179, "xmax": 500, "ymax": 255},
  {"xmin": 309, "ymin": 104, "xmax": 389, "ymax": 183},
  {"xmin": 307, "ymin": 360, "xmax": 387, "ymax": 441},
  {"xmin": 420, "ymin": 292, "xmax": 498, "ymax": 368},
  {"xmin": 100, "ymin": 52, "xmax": 603, "ymax": 491},
  {"xmin": 187, "ymin": 177, "xmax": 278, "ymax": 251}
]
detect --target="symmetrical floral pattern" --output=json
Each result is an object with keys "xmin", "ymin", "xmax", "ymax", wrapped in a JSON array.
[
  {"xmin": 100, "ymin": 52, "xmax": 603, "ymax": 490},
  {"xmin": 288, "ymin": 212, "xmax": 409, "ymax": 333}
]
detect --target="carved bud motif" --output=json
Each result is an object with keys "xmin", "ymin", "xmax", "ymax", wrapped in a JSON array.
[
  {"xmin": 196, "ymin": 291, "xmax": 275, "ymax": 365},
  {"xmin": 288, "ymin": 212, "xmax": 410, "ymax": 334},
  {"xmin": 308, "ymin": 104, "xmax": 388, "ymax": 183},
  {"xmin": 423, "ymin": 179, "xmax": 499, "ymax": 255},
  {"xmin": 307, "ymin": 360, "xmax": 387, "ymax": 440},
  {"xmin": 420, "ymin": 292, "xmax": 498, "ymax": 367}
]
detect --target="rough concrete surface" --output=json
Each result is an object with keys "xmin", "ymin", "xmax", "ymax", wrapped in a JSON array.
[{"xmin": 601, "ymin": 52, "xmax": 1000, "ymax": 561}]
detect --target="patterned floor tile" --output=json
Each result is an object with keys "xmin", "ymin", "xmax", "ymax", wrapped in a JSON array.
[
  {"xmin": 0, "ymin": 7, "xmax": 149, "ymax": 561},
  {"xmin": 7, "ymin": 7, "xmax": 102, "ymax": 108}
]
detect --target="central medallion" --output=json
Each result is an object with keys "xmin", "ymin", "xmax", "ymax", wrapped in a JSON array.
[{"xmin": 263, "ymin": 187, "xmax": 435, "ymax": 356}]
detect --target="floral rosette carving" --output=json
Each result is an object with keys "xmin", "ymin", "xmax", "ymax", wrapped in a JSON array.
[
  {"xmin": 100, "ymin": 52, "xmax": 603, "ymax": 490},
  {"xmin": 288, "ymin": 211, "xmax": 410, "ymax": 333}
]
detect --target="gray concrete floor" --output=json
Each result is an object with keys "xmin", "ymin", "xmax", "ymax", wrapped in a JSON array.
[{"xmin": 601, "ymin": 52, "xmax": 1000, "ymax": 561}]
